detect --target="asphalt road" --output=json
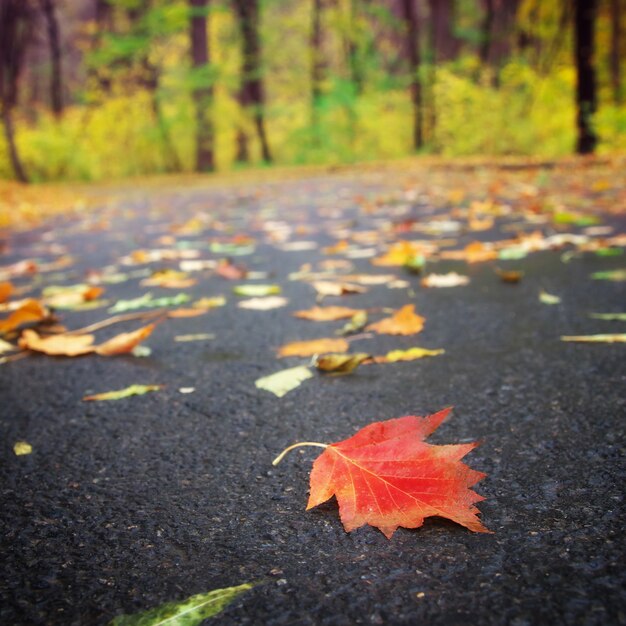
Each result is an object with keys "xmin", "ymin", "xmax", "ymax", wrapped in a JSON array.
[{"xmin": 1, "ymin": 165, "xmax": 625, "ymax": 625}]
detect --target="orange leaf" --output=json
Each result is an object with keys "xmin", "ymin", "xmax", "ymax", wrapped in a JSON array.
[
  {"xmin": 464, "ymin": 241, "xmax": 497, "ymax": 263},
  {"xmin": 95, "ymin": 323, "xmax": 156, "ymax": 356},
  {"xmin": 293, "ymin": 306, "xmax": 364, "ymax": 321},
  {"xmin": 0, "ymin": 299, "xmax": 49, "ymax": 335},
  {"xmin": 278, "ymin": 337, "xmax": 349, "ymax": 358},
  {"xmin": 19, "ymin": 329, "xmax": 95, "ymax": 356},
  {"xmin": 0, "ymin": 281, "xmax": 14, "ymax": 303},
  {"xmin": 167, "ymin": 308, "xmax": 209, "ymax": 318},
  {"xmin": 278, "ymin": 408, "xmax": 489, "ymax": 539},
  {"xmin": 366, "ymin": 304, "xmax": 424, "ymax": 335},
  {"xmin": 372, "ymin": 241, "xmax": 422, "ymax": 266}
]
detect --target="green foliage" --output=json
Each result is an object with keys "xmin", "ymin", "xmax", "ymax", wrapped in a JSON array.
[{"xmin": 2, "ymin": 0, "xmax": 625, "ymax": 182}]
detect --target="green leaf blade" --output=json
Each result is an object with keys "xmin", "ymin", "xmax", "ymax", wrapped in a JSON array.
[{"xmin": 109, "ymin": 583, "xmax": 254, "ymax": 626}]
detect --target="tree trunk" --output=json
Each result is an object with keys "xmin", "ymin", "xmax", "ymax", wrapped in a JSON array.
[
  {"xmin": 189, "ymin": 0, "xmax": 215, "ymax": 172},
  {"xmin": 428, "ymin": 0, "xmax": 459, "ymax": 62},
  {"xmin": 311, "ymin": 0, "xmax": 324, "ymax": 129},
  {"xmin": 233, "ymin": 0, "xmax": 272, "ymax": 163},
  {"xmin": 347, "ymin": 0, "xmax": 364, "ymax": 95},
  {"xmin": 610, "ymin": 0, "xmax": 622, "ymax": 105},
  {"xmin": 0, "ymin": 0, "xmax": 34, "ymax": 182},
  {"xmin": 479, "ymin": 0, "xmax": 495, "ymax": 65},
  {"xmin": 401, "ymin": 0, "xmax": 423, "ymax": 151},
  {"xmin": 39, "ymin": 0, "xmax": 63, "ymax": 117},
  {"xmin": 2, "ymin": 107, "xmax": 28, "ymax": 183},
  {"xmin": 574, "ymin": 0, "xmax": 598, "ymax": 154}
]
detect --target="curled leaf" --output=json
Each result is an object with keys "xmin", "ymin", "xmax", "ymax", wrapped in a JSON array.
[
  {"xmin": 95, "ymin": 323, "xmax": 155, "ymax": 356},
  {"xmin": 337, "ymin": 311, "xmax": 368, "ymax": 336},
  {"xmin": 314, "ymin": 352, "xmax": 370, "ymax": 374},
  {"xmin": 0, "ymin": 299, "xmax": 49, "ymax": 336}
]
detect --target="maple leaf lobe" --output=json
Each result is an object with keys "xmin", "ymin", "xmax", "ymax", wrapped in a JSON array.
[{"xmin": 307, "ymin": 408, "xmax": 489, "ymax": 538}]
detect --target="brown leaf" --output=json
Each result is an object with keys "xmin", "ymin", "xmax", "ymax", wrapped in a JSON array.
[{"xmin": 366, "ymin": 304, "xmax": 425, "ymax": 335}]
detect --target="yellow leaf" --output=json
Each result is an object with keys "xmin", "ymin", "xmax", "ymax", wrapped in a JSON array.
[
  {"xmin": 366, "ymin": 305, "xmax": 425, "ymax": 335},
  {"xmin": 278, "ymin": 337, "xmax": 349, "ymax": 358}
]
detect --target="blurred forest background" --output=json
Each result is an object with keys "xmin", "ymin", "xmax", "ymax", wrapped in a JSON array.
[{"xmin": 0, "ymin": 0, "xmax": 624, "ymax": 183}]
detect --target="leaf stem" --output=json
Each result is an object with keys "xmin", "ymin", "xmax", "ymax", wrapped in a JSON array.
[
  {"xmin": 65, "ymin": 309, "xmax": 166, "ymax": 335},
  {"xmin": 272, "ymin": 441, "xmax": 328, "ymax": 466}
]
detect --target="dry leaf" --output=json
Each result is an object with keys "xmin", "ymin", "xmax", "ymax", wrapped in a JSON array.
[
  {"xmin": 95, "ymin": 323, "xmax": 155, "ymax": 355},
  {"xmin": 273, "ymin": 408, "xmax": 488, "ymax": 538},
  {"xmin": 255, "ymin": 365, "xmax": 314, "ymax": 397},
  {"xmin": 312, "ymin": 281, "xmax": 366, "ymax": 296},
  {"xmin": 293, "ymin": 306, "xmax": 364, "ymax": 321},
  {"xmin": 278, "ymin": 337, "xmax": 349, "ymax": 358},
  {"xmin": 0, "ymin": 281, "xmax": 14, "ymax": 303},
  {"xmin": 0, "ymin": 299, "xmax": 49, "ymax": 335},
  {"xmin": 19, "ymin": 329, "xmax": 96, "ymax": 356},
  {"xmin": 314, "ymin": 353, "xmax": 370, "ymax": 374},
  {"xmin": 366, "ymin": 304, "xmax": 425, "ymax": 335},
  {"xmin": 83, "ymin": 384, "xmax": 163, "ymax": 401},
  {"xmin": 421, "ymin": 273, "xmax": 470, "ymax": 288},
  {"xmin": 465, "ymin": 241, "xmax": 498, "ymax": 263},
  {"xmin": 238, "ymin": 296, "xmax": 288, "ymax": 310},
  {"xmin": 372, "ymin": 347, "xmax": 445, "ymax": 363},
  {"xmin": 561, "ymin": 334, "xmax": 626, "ymax": 343}
]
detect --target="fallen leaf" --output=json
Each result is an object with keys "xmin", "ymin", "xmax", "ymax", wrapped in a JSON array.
[
  {"xmin": 314, "ymin": 353, "xmax": 370, "ymax": 374},
  {"xmin": 591, "ymin": 269, "xmax": 626, "ymax": 281},
  {"xmin": 495, "ymin": 268, "xmax": 524, "ymax": 284},
  {"xmin": 464, "ymin": 241, "xmax": 498, "ymax": 263},
  {"xmin": 13, "ymin": 441, "xmax": 32, "ymax": 456},
  {"xmin": 293, "ymin": 306, "xmax": 363, "ymax": 321},
  {"xmin": 561, "ymin": 334, "xmax": 626, "ymax": 343},
  {"xmin": 95, "ymin": 323, "xmax": 155, "ymax": 356},
  {"xmin": 109, "ymin": 582, "xmax": 255, "ymax": 626},
  {"xmin": 109, "ymin": 293, "xmax": 190, "ymax": 313},
  {"xmin": 273, "ymin": 408, "xmax": 488, "ymax": 538},
  {"xmin": 0, "ymin": 281, "xmax": 14, "ymax": 303},
  {"xmin": 373, "ymin": 241, "xmax": 423, "ymax": 266},
  {"xmin": 43, "ymin": 285, "xmax": 104, "ymax": 309},
  {"xmin": 337, "ymin": 311, "xmax": 368, "ymax": 336},
  {"xmin": 237, "ymin": 296, "xmax": 288, "ymax": 310},
  {"xmin": 255, "ymin": 365, "xmax": 314, "ymax": 397},
  {"xmin": 0, "ymin": 338, "xmax": 16, "ymax": 354},
  {"xmin": 193, "ymin": 296, "xmax": 226, "ymax": 309},
  {"xmin": 141, "ymin": 269, "xmax": 196, "ymax": 289},
  {"xmin": 83, "ymin": 384, "xmax": 163, "ymax": 401},
  {"xmin": 175, "ymin": 333, "xmax": 215, "ymax": 342},
  {"xmin": 366, "ymin": 304, "xmax": 425, "ymax": 335},
  {"xmin": 312, "ymin": 281, "xmax": 366, "ymax": 296},
  {"xmin": 167, "ymin": 308, "xmax": 209, "ymax": 318},
  {"xmin": 421, "ymin": 273, "xmax": 470, "ymax": 288},
  {"xmin": 215, "ymin": 259, "xmax": 247, "ymax": 280},
  {"xmin": 539, "ymin": 290, "xmax": 561, "ymax": 305},
  {"xmin": 0, "ymin": 299, "xmax": 49, "ymax": 335},
  {"xmin": 372, "ymin": 347, "xmax": 445, "ymax": 363},
  {"xmin": 233, "ymin": 284, "xmax": 281, "ymax": 297},
  {"xmin": 19, "ymin": 329, "xmax": 96, "ymax": 356},
  {"xmin": 589, "ymin": 313, "xmax": 626, "ymax": 321},
  {"xmin": 278, "ymin": 338, "xmax": 349, "ymax": 358}
]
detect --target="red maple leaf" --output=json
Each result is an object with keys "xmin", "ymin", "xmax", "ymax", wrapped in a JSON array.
[{"xmin": 274, "ymin": 408, "xmax": 489, "ymax": 538}]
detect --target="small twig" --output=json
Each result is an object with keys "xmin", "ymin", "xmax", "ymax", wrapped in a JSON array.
[
  {"xmin": 65, "ymin": 309, "xmax": 166, "ymax": 335},
  {"xmin": 0, "ymin": 351, "xmax": 31, "ymax": 365}
]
